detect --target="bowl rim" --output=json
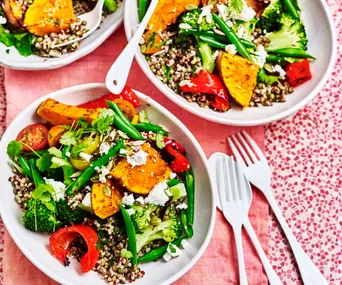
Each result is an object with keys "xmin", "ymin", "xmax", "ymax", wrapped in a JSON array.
[
  {"xmin": 0, "ymin": 82, "xmax": 216, "ymax": 285},
  {"xmin": 0, "ymin": 13, "xmax": 123, "ymax": 71},
  {"xmin": 124, "ymin": 0, "xmax": 337, "ymax": 126}
]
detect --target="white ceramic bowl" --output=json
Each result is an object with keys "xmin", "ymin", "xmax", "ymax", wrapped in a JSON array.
[
  {"xmin": 0, "ymin": 5, "xmax": 124, "ymax": 70},
  {"xmin": 124, "ymin": 0, "xmax": 337, "ymax": 126},
  {"xmin": 0, "ymin": 83, "xmax": 215, "ymax": 285}
]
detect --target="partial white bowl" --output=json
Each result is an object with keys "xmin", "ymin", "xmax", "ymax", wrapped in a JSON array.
[
  {"xmin": 0, "ymin": 83, "xmax": 215, "ymax": 285},
  {"xmin": 0, "ymin": 4, "xmax": 124, "ymax": 70},
  {"xmin": 124, "ymin": 0, "xmax": 337, "ymax": 126}
]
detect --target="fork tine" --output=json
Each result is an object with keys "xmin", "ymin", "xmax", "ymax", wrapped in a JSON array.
[
  {"xmin": 227, "ymin": 137, "xmax": 246, "ymax": 167},
  {"xmin": 234, "ymin": 157, "xmax": 245, "ymax": 201},
  {"xmin": 237, "ymin": 132, "xmax": 259, "ymax": 164},
  {"xmin": 231, "ymin": 134, "xmax": 253, "ymax": 166},
  {"xmin": 241, "ymin": 130, "xmax": 267, "ymax": 162},
  {"xmin": 228, "ymin": 156, "xmax": 238, "ymax": 201},
  {"xmin": 224, "ymin": 157, "xmax": 232, "ymax": 202}
]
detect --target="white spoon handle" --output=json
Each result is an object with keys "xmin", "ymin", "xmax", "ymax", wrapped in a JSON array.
[
  {"xmin": 105, "ymin": 0, "xmax": 159, "ymax": 94},
  {"xmin": 243, "ymin": 219, "xmax": 283, "ymax": 285}
]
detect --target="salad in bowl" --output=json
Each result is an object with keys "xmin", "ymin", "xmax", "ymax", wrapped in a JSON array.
[
  {"xmin": 125, "ymin": 0, "xmax": 335, "ymax": 125},
  {"xmin": 0, "ymin": 84, "xmax": 214, "ymax": 285}
]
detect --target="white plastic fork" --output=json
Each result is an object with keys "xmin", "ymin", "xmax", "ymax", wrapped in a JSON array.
[
  {"xmin": 228, "ymin": 131, "xmax": 328, "ymax": 285},
  {"xmin": 209, "ymin": 154, "xmax": 283, "ymax": 285}
]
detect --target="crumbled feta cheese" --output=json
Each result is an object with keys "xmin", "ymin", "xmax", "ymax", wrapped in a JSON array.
[
  {"xmin": 225, "ymin": 44, "xmax": 237, "ymax": 55},
  {"xmin": 99, "ymin": 142, "xmax": 111, "ymax": 155},
  {"xmin": 252, "ymin": 45, "xmax": 268, "ymax": 67},
  {"xmin": 145, "ymin": 181, "xmax": 169, "ymax": 206},
  {"xmin": 65, "ymin": 151, "xmax": 71, "ymax": 157},
  {"xmin": 79, "ymin": 152, "xmax": 92, "ymax": 162},
  {"xmin": 0, "ymin": 16, "xmax": 7, "ymax": 25},
  {"xmin": 126, "ymin": 208, "xmax": 135, "ymax": 216},
  {"xmin": 98, "ymin": 166, "xmax": 110, "ymax": 183},
  {"xmin": 273, "ymin": 64, "xmax": 286, "ymax": 79},
  {"xmin": 81, "ymin": 193, "xmax": 91, "ymax": 208},
  {"xmin": 135, "ymin": 196, "xmax": 145, "ymax": 204},
  {"xmin": 127, "ymin": 149, "xmax": 148, "ymax": 167},
  {"xmin": 167, "ymin": 243, "xmax": 182, "ymax": 257},
  {"xmin": 237, "ymin": 24, "xmax": 247, "ymax": 39},
  {"xmin": 179, "ymin": 80, "xmax": 196, "ymax": 88},
  {"xmin": 170, "ymin": 173, "xmax": 177, "ymax": 179},
  {"xmin": 44, "ymin": 178, "xmax": 66, "ymax": 200},
  {"xmin": 181, "ymin": 239, "xmax": 189, "ymax": 249},
  {"xmin": 217, "ymin": 4, "xmax": 229, "ymax": 21},
  {"xmin": 229, "ymin": 0, "xmax": 256, "ymax": 22},
  {"xmin": 122, "ymin": 193, "xmax": 135, "ymax": 206},
  {"xmin": 176, "ymin": 203, "xmax": 188, "ymax": 210},
  {"xmin": 163, "ymin": 252, "xmax": 172, "ymax": 262}
]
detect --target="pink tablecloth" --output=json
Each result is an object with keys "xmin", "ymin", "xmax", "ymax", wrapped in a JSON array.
[{"xmin": 0, "ymin": 0, "xmax": 341, "ymax": 283}]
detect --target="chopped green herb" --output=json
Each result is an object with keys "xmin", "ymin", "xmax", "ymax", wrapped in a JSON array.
[{"xmin": 7, "ymin": 140, "xmax": 23, "ymax": 160}]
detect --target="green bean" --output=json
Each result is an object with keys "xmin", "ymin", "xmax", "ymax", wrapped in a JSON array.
[
  {"xmin": 167, "ymin": 178, "xmax": 181, "ymax": 188},
  {"xmin": 184, "ymin": 29, "xmax": 256, "ymax": 49},
  {"xmin": 62, "ymin": 146, "xmax": 74, "ymax": 186},
  {"xmin": 185, "ymin": 168, "xmax": 195, "ymax": 226},
  {"xmin": 212, "ymin": 13, "xmax": 253, "ymax": 61},
  {"xmin": 267, "ymin": 48, "xmax": 316, "ymax": 60},
  {"xmin": 120, "ymin": 204, "xmax": 137, "ymax": 266},
  {"xmin": 137, "ymin": 238, "xmax": 185, "ymax": 263},
  {"xmin": 284, "ymin": 0, "xmax": 300, "ymax": 20},
  {"xmin": 266, "ymin": 55, "xmax": 285, "ymax": 63},
  {"xmin": 18, "ymin": 155, "xmax": 32, "ymax": 178},
  {"xmin": 29, "ymin": 158, "xmax": 44, "ymax": 187},
  {"xmin": 180, "ymin": 209, "xmax": 193, "ymax": 237},
  {"xmin": 104, "ymin": 0, "xmax": 117, "ymax": 12},
  {"xmin": 107, "ymin": 101, "xmax": 145, "ymax": 140},
  {"xmin": 198, "ymin": 41, "xmax": 215, "ymax": 73},
  {"xmin": 67, "ymin": 138, "xmax": 124, "ymax": 196},
  {"xmin": 199, "ymin": 35, "xmax": 226, "ymax": 49},
  {"xmin": 138, "ymin": 0, "xmax": 149, "ymax": 22},
  {"xmin": 133, "ymin": 123, "xmax": 168, "ymax": 136}
]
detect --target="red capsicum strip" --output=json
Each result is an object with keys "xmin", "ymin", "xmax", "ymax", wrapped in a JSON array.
[
  {"xmin": 49, "ymin": 225, "xmax": 101, "ymax": 273},
  {"xmin": 164, "ymin": 138, "xmax": 191, "ymax": 173},
  {"xmin": 78, "ymin": 86, "xmax": 140, "ymax": 108},
  {"xmin": 285, "ymin": 59, "xmax": 312, "ymax": 87},
  {"xmin": 179, "ymin": 70, "xmax": 230, "ymax": 112}
]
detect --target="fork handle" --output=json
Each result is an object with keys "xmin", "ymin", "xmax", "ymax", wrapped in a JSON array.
[
  {"xmin": 243, "ymin": 219, "xmax": 283, "ymax": 285},
  {"xmin": 233, "ymin": 226, "xmax": 248, "ymax": 285},
  {"xmin": 265, "ymin": 191, "xmax": 328, "ymax": 285}
]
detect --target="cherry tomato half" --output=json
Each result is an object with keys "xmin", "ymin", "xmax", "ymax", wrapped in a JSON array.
[{"xmin": 16, "ymin": 124, "xmax": 49, "ymax": 151}]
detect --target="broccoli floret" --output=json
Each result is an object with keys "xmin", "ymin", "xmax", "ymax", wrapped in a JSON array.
[
  {"xmin": 179, "ymin": 9, "xmax": 215, "ymax": 32},
  {"xmin": 23, "ymin": 199, "xmax": 62, "ymax": 233},
  {"xmin": 266, "ymin": 13, "xmax": 308, "ymax": 51},
  {"xmin": 135, "ymin": 208, "xmax": 182, "ymax": 252},
  {"xmin": 56, "ymin": 199, "xmax": 89, "ymax": 225},
  {"xmin": 261, "ymin": 0, "xmax": 283, "ymax": 32},
  {"xmin": 131, "ymin": 203, "xmax": 159, "ymax": 230},
  {"xmin": 234, "ymin": 17, "xmax": 259, "ymax": 42},
  {"xmin": 257, "ymin": 67, "xmax": 282, "ymax": 86}
]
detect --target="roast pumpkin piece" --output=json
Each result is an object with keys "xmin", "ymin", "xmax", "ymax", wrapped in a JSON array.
[
  {"xmin": 23, "ymin": 0, "xmax": 75, "ymax": 36},
  {"xmin": 245, "ymin": 0, "xmax": 267, "ymax": 17},
  {"xmin": 141, "ymin": 0, "xmax": 200, "ymax": 54},
  {"xmin": 2, "ymin": 0, "xmax": 26, "ymax": 29},
  {"xmin": 111, "ymin": 142, "xmax": 172, "ymax": 194},
  {"xmin": 91, "ymin": 180, "xmax": 123, "ymax": 219},
  {"xmin": 216, "ymin": 51, "xmax": 260, "ymax": 107},
  {"xmin": 37, "ymin": 98, "xmax": 101, "ymax": 126},
  {"xmin": 142, "ymin": 30, "xmax": 163, "ymax": 55}
]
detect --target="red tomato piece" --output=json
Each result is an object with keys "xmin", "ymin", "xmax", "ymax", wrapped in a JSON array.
[
  {"xmin": 285, "ymin": 59, "xmax": 312, "ymax": 87},
  {"xmin": 164, "ymin": 138, "xmax": 190, "ymax": 173},
  {"xmin": 78, "ymin": 86, "xmax": 140, "ymax": 108},
  {"xmin": 49, "ymin": 225, "xmax": 100, "ymax": 273},
  {"xmin": 16, "ymin": 124, "xmax": 49, "ymax": 151}
]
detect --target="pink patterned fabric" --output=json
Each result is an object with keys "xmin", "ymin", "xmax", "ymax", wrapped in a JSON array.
[{"xmin": 0, "ymin": 0, "xmax": 341, "ymax": 283}]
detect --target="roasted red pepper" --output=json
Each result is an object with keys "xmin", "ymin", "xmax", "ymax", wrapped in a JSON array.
[
  {"xmin": 78, "ymin": 86, "xmax": 140, "ymax": 108},
  {"xmin": 285, "ymin": 59, "xmax": 312, "ymax": 87},
  {"xmin": 179, "ymin": 70, "xmax": 230, "ymax": 112},
  {"xmin": 49, "ymin": 225, "xmax": 100, "ymax": 273},
  {"xmin": 164, "ymin": 138, "xmax": 190, "ymax": 173}
]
